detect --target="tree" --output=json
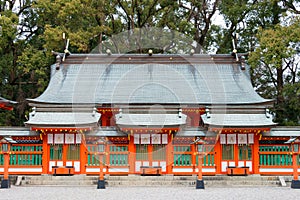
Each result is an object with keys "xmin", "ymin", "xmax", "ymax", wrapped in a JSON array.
[
  {"xmin": 0, "ymin": 1, "xmax": 53, "ymax": 125},
  {"xmin": 174, "ymin": 0, "xmax": 220, "ymax": 53},
  {"xmin": 35, "ymin": 0, "xmax": 112, "ymax": 53},
  {"xmin": 249, "ymin": 19, "xmax": 300, "ymax": 125},
  {"xmin": 1, "ymin": 0, "xmax": 299, "ymax": 126}
]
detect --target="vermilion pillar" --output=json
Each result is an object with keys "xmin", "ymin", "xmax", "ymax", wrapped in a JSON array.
[
  {"xmin": 97, "ymin": 153, "xmax": 105, "ymax": 189},
  {"xmin": 1, "ymin": 143, "xmax": 10, "ymax": 189},
  {"xmin": 293, "ymin": 152, "xmax": 298, "ymax": 180},
  {"xmin": 214, "ymin": 140, "xmax": 221, "ymax": 174},
  {"xmin": 252, "ymin": 133, "xmax": 260, "ymax": 174},
  {"xmin": 42, "ymin": 134, "xmax": 48, "ymax": 174},
  {"xmin": 291, "ymin": 145, "xmax": 300, "ymax": 189},
  {"xmin": 80, "ymin": 141, "xmax": 87, "ymax": 173},
  {"xmin": 196, "ymin": 146, "xmax": 205, "ymax": 189},
  {"xmin": 128, "ymin": 135, "xmax": 135, "ymax": 174},
  {"xmin": 166, "ymin": 134, "xmax": 173, "ymax": 174},
  {"xmin": 197, "ymin": 154, "xmax": 203, "ymax": 180}
]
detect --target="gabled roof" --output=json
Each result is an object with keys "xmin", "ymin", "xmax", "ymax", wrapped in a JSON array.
[
  {"xmin": 0, "ymin": 96, "xmax": 17, "ymax": 110},
  {"xmin": 25, "ymin": 112, "xmax": 101, "ymax": 127},
  {"xmin": 0, "ymin": 127, "xmax": 37, "ymax": 136},
  {"xmin": 264, "ymin": 127, "xmax": 300, "ymax": 136},
  {"xmin": 28, "ymin": 54, "xmax": 272, "ymax": 105},
  {"xmin": 201, "ymin": 113, "xmax": 277, "ymax": 127}
]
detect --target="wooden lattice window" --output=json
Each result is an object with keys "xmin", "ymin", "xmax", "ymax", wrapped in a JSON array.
[
  {"xmin": 87, "ymin": 144, "xmax": 106, "ymax": 166},
  {"xmin": 109, "ymin": 145, "xmax": 128, "ymax": 166},
  {"xmin": 173, "ymin": 145, "xmax": 192, "ymax": 166},
  {"xmin": 67, "ymin": 144, "xmax": 80, "ymax": 160},
  {"xmin": 50, "ymin": 144, "xmax": 63, "ymax": 160},
  {"xmin": 222, "ymin": 144, "xmax": 234, "ymax": 160},
  {"xmin": 136, "ymin": 144, "xmax": 148, "ymax": 160},
  {"xmin": 152, "ymin": 144, "xmax": 166, "ymax": 160},
  {"xmin": 238, "ymin": 145, "xmax": 252, "ymax": 160}
]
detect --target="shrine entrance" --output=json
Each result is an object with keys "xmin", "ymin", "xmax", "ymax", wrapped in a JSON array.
[
  {"xmin": 47, "ymin": 133, "xmax": 82, "ymax": 174},
  {"xmin": 220, "ymin": 133, "xmax": 254, "ymax": 174},
  {"xmin": 133, "ymin": 133, "xmax": 168, "ymax": 174}
]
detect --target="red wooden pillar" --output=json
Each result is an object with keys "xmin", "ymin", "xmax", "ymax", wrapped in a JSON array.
[
  {"xmin": 234, "ymin": 137, "xmax": 239, "ymax": 167},
  {"xmin": 3, "ymin": 152, "xmax": 9, "ymax": 179},
  {"xmin": 1, "ymin": 144, "xmax": 10, "ymax": 188},
  {"xmin": 42, "ymin": 134, "xmax": 49, "ymax": 174},
  {"xmin": 196, "ymin": 151, "xmax": 205, "ymax": 189},
  {"xmin": 166, "ymin": 134, "xmax": 173, "ymax": 174},
  {"xmin": 197, "ymin": 153, "xmax": 203, "ymax": 180},
  {"xmin": 214, "ymin": 139, "xmax": 221, "ymax": 174},
  {"xmin": 97, "ymin": 153, "xmax": 105, "ymax": 189},
  {"xmin": 191, "ymin": 143, "xmax": 196, "ymax": 171},
  {"xmin": 62, "ymin": 143, "xmax": 67, "ymax": 166},
  {"xmin": 105, "ymin": 142, "xmax": 110, "ymax": 174},
  {"xmin": 99, "ymin": 154, "xmax": 104, "ymax": 179},
  {"xmin": 128, "ymin": 135, "xmax": 135, "ymax": 174},
  {"xmin": 291, "ymin": 151, "xmax": 300, "ymax": 189},
  {"xmin": 252, "ymin": 133, "xmax": 260, "ymax": 174},
  {"xmin": 80, "ymin": 140, "xmax": 87, "ymax": 173},
  {"xmin": 293, "ymin": 152, "xmax": 298, "ymax": 181}
]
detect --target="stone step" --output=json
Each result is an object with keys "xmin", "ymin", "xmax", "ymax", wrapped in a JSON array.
[
  {"xmin": 107, "ymin": 179, "xmax": 281, "ymax": 187},
  {"xmin": 19, "ymin": 175, "xmax": 293, "ymax": 187}
]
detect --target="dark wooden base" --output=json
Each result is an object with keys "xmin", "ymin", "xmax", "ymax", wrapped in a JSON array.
[
  {"xmin": 291, "ymin": 180, "xmax": 300, "ymax": 189},
  {"xmin": 1, "ymin": 179, "xmax": 10, "ymax": 189},
  {"xmin": 97, "ymin": 180, "xmax": 106, "ymax": 189},
  {"xmin": 196, "ymin": 179, "xmax": 205, "ymax": 189}
]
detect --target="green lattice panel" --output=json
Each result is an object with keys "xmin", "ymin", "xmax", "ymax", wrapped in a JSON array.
[
  {"xmin": 174, "ymin": 154, "xmax": 191, "ymax": 166},
  {"xmin": 0, "ymin": 154, "xmax": 3, "ymax": 165},
  {"xmin": 109, "ymin": 154, "xmax": 128, "ymax": 166}
]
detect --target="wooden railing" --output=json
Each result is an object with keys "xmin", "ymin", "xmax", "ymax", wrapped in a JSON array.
[
  {"xmin": 196, "ymin": 153, "xmax": 215, "ymax": 167},
  {"xmin": 173, "ymin": 145, "xmax": 215, "ymax": 167},
  {"xmin": 86, "ymin": 145, "xmax": 128, "ymax": 166},
  {"xmin": 87, "ymin": 145, "xmax": 105, "ymax": 166},
  {"xmin": 109, "ymin": 146, "xmax": 128, "ymax": 166},
  {"xmin": 173, "ymin": 145, "xmax": 192, "ymax": 166},
  {"xmin": 259, "ymin": 145, "xmax": 292, "ymax": 166},
  {"xmin": 8, "ymin": 145, "xmax": 43, "ymax": 166}
]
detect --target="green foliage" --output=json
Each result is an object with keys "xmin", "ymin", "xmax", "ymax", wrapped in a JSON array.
[
  {"xmin": 0, "ymin": 12, "xmax": 18, "ymax": 53},
  {"xmin": 35, "ymin": 0, "xmax": 111, "ymax": 53},
  {"xmin": 249, "ymin": 18, "xmax": 300, "ymax": 125},
  {"xmin": 0, "ymin": 0, "xmax": 53, "ymax": 126},
  {"xmin": 281, "ymin": 83, "xmax": 300, "ymax": 125},
  {"xmin": 0, "ymin": 111, "xmax": 16, "ymax": 126}
]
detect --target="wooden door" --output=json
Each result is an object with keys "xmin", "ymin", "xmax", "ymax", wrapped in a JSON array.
[
  {"xmin": 135, "ymin": 144, "xmax": 150, "ymax": 173},
  {"xmin": 49, "ymin": 144, "xmax": 63, "ymax": 173},
  {"xmin": 237, "ymin": 144, "xmax": 253, "ymax": 172},
  {"xmin": 65, "ymin": 144, "xmax": 81, "ymax": 173},
  {"xmin": 221, "ymin": 144, "xmax": 235, "ymax": 173},
  {"xmin": 152, "ymin": 144, "xmax": 167, "ymax": 172}
]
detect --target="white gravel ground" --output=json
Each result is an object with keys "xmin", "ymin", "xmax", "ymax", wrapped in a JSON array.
[{"xmin": 1, "ymin": 186, "xmax": 300, "ymax": 200}]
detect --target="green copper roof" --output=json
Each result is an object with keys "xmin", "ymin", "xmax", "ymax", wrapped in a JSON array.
[{"xmin": 28, "ymin": 55, "xmax": 271, "ymax": 105}]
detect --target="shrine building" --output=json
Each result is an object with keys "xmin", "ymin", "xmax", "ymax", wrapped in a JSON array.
[
  {"xmin": 0, "ymin": 97, "xmax": 17, "ymax": 111},
  {"xmin": 1, "ymin": 53, "xmax": 300, "ymax": 176}
]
